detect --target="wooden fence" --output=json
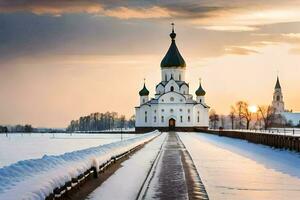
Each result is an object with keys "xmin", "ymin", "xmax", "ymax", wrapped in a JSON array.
[{"xmin": 196, "ymin": 129, "xmax": 300, "ymax": 153}]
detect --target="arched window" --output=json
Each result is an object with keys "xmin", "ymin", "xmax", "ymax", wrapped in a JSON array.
[
  {"xmin": 179, "ymin": 74, "xmax": 181, "ymax": 81},
  {"xmin": 154, "ymin": 116, "xmax": 157, "ymax": 123},
  {"xmin": 188, "ymin": 116, "xmax": 191, "ymax": 122},
  {"xmin": 197, "ymin": 116, "xmax": 200, "ymax": 122},
  {"xmin": 170, "ymin": 86, "xmax": 174, "ymax": 91},
  {"xmin": 180, "ymin": 116, "xmax": 183, "ymax": 123},
  {"xmin": 277, "ymin": 95, "xmax": 280, "ymax": 101},
  {"xmin": 199, "ymin": 99, "xmax": 202, "ymax": 103},
  {"xmin": 161, "ymin": 116, "xmax": 164, "ymax": 123},
  {"xmin": 145, "ymin": 111, "xmax": 147, "ymax": 123},
  {"xmin": 170, "ymin": 97, "xmax": 174, "ymax": 102}
]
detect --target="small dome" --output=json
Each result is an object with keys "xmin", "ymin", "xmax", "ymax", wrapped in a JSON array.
[
  {"xmin": 195, "ymin": 83, "xmax": 206, "ymax": 96},
  {"xmin": 139, "ymin": 83, "xmax": 149, "ymax": 96}
]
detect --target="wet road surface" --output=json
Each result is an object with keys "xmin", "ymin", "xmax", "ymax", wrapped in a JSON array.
[{"xmin": 139, "ymin": 132, "xmax": 208, "ymax": 200}]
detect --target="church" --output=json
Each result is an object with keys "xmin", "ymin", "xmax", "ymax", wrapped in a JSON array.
[
  {"xmin": 135, "ymin": 25, "xmax": 209, "ymax": 132},
  {"xmin": 272, "ymin": 76, "xmax": 300, "ymax": 126}
]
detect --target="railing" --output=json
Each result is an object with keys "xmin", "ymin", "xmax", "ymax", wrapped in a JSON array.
[
  {"xmin": 209, "ymin": 128, "xmax": 300, "ymax": 136},
  {"xmin": 198, "ymin": 129, "xmax": 300, "ymax": 153}
]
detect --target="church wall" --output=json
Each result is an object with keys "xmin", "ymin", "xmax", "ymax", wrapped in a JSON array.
[
  {"xmin": 156, "ymin": 84, "xmax": 165, "ymax": 95},
  {"xmin": 180, "ymin": 84, "xmax": 189, "ymax": 95},
  {"xmin": 136, "ymin": 102, "xmax": 208, "ymax": 128},
  {"xmin": 164, "ymin": 80, "xmax": 180, "ymax": 93}
]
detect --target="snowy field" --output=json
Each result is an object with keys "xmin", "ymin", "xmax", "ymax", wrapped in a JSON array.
[
  {"xmin": 179, "ymin": 132, "xmax": 300, "ymax": 200},
  {"xmin": 0, "ymin": 131, "xmax": 159, "ymax": 199},
  {"xmin": 0, "ymin": 133, "xmax": 137, "ymax": 168}
]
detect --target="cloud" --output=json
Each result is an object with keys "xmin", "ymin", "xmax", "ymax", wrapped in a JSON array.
[
  {"xmin": 0, "ymin": 0, "xmax": 104, "ymax": 16},
  {"xmin": 224, "ymin": 46, "xmax": 259, "ymax": 55},
  {"xmin": 103, "ymin": 6, "xmax": 171, "ymax": 19},
  {"xmin": 200, "ymin": 25, "xmax": 258, "ymax": 32},
  {"xmin": 1, "ymin": 0, "xmax": 300, "ymax": 31},
  {"xmin": 281, "ymin": 33, "xmax": 300, "ymax": 39}
]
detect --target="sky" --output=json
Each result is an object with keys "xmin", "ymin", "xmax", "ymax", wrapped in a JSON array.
[{"xmin": 0, "ymin": 0, "xmax": 300, "ymax": 128}]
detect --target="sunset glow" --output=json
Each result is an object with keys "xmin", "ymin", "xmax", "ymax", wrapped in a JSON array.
[
  {"xmin": 249, "ymin": 105, "xmax": 258, "ymax": 113},
  {"xmin": 0, "ymin": 1, "xmax": 300, "ymax": 127}
]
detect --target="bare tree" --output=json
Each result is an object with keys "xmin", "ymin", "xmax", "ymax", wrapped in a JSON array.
[
  {"xmin": 234, "ymin": 101, "xmax": 253, "ymax": 129},
  {"xmin": 209, "ymin": 109, "xmax": 219, "ymax": 129},
  {"xmin": 242, "ymin": 102, "xmax": 252, "ymax": 130},
  {"xmin": 235, "ymin": 101, "xmax": 244, "ymax": 129},
  {"xmin": 120, "ymin": 115, "xmax": 126, "ymax": 130},
  {"xmin": 258, "ymin": 105, "xmax": 274, "ymax": 130},
  {"xmin": 229, "ymin": 106, "xmax": 236, "ymax": 129}
]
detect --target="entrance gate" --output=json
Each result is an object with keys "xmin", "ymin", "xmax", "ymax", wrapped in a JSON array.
[{"xmin": 169, "ymin": 118, "xmax": 176, "ymax": 131}]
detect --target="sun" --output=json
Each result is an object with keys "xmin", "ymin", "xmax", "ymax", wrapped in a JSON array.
[{"xmin": 248, "ymin": 105, "xmax": 258, "ymax": 113}]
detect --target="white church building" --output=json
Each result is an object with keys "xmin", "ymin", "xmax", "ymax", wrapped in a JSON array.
[
  {"xmin": 135, "ymin": 26, "xmax": 209, "ymax": 132},
  {"xmin": 272, "ymin": 76, "xmax": 300, "ymax": 126}
]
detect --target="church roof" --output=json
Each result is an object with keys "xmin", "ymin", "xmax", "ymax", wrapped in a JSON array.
[
  {"xmin": 275, "ymin": 76, "xmax": 281, "ymax": 89},
  {"xmin": 195, "ymin": 82, "xmax": 206, "ymax": 96},
  {"xmin": 139, "ymin": 83, "xmax": 149, "ymax": 96},
  {"xmin": 281, "ymin": 112, "xmax": 300, "ymax": 126},
  {"xmin": 160, "ymin": 25, "xmax": 186, "ymax": 69}
]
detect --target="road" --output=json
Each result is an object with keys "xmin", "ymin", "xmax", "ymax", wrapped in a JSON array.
[{"xmin": 88, "ymin": 132, "xmax": 300, "ymax": 200}]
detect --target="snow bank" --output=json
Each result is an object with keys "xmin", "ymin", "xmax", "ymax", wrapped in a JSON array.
[{"xmin": 0, "ymin": 131, "xmax": 159, "ymax": 200}]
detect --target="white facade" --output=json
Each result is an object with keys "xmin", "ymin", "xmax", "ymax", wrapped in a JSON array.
[{"xmin": 135, "ymin": 27, "xmax": 209, "ymax": 130}]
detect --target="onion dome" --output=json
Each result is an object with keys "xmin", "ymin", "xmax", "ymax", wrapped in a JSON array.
[
  {"xmin": 161, "ymin": 23, "xmax": 186, "ymax": 68},
  {"xmin": 139, "ymin": 83, "xmax": 149, "ymax": 96},
  {"xmin": 275, "ymin": 76, "xmax": 281, "ymax": 89},
  {"xmin": 195, "ymin": 80, "xmax": 206, "ymax": 96}
]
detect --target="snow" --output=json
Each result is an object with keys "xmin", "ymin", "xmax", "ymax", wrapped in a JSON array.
[
  {"xmin": 0, "ymin": 133, "xmax": 137, "ymax": 168},
  {"xmin": 282, "ymin": 112, "xmax": 300, "ymax": 126},
  {"xmin": 179, "ymin": 132, "xmax": 300, "ymax": 200},
  {"xmin": 87, "ymin": 133, "xmax": 166, "ymax": 200},
  {"xmin": 217, "ymin": 128, "xmax": 300, "ymax": 136},
  {"xmin": 0, "ymin": 131, "xmax": 159, "ymax": 200}
]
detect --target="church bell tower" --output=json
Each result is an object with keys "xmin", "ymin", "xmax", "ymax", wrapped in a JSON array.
[{"xmin": 272, "ymin": 76, "xmax": 285, "ymax": 113}]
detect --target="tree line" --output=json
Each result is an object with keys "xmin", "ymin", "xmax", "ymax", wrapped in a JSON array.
[
  {"xmin": 0, "ymin": 124, "xmax": 34, "ymax": 133},
  {"xmin": 209, "ymin": 101, "xmax": 293, "ymax": 130},
  {"xmin": 66, "ymin": 112, "xmax": 135, "ymax": 132}
]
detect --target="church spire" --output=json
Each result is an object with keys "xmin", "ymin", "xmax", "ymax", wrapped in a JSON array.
[{"xmin": 275, "ymin": 76, "xmax": 281, "ymax": 89}]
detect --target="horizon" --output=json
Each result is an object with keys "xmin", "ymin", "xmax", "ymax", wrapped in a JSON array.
[{"xmin": 1, "ymin": 1, "xmax": 300, "ymax": 128}]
